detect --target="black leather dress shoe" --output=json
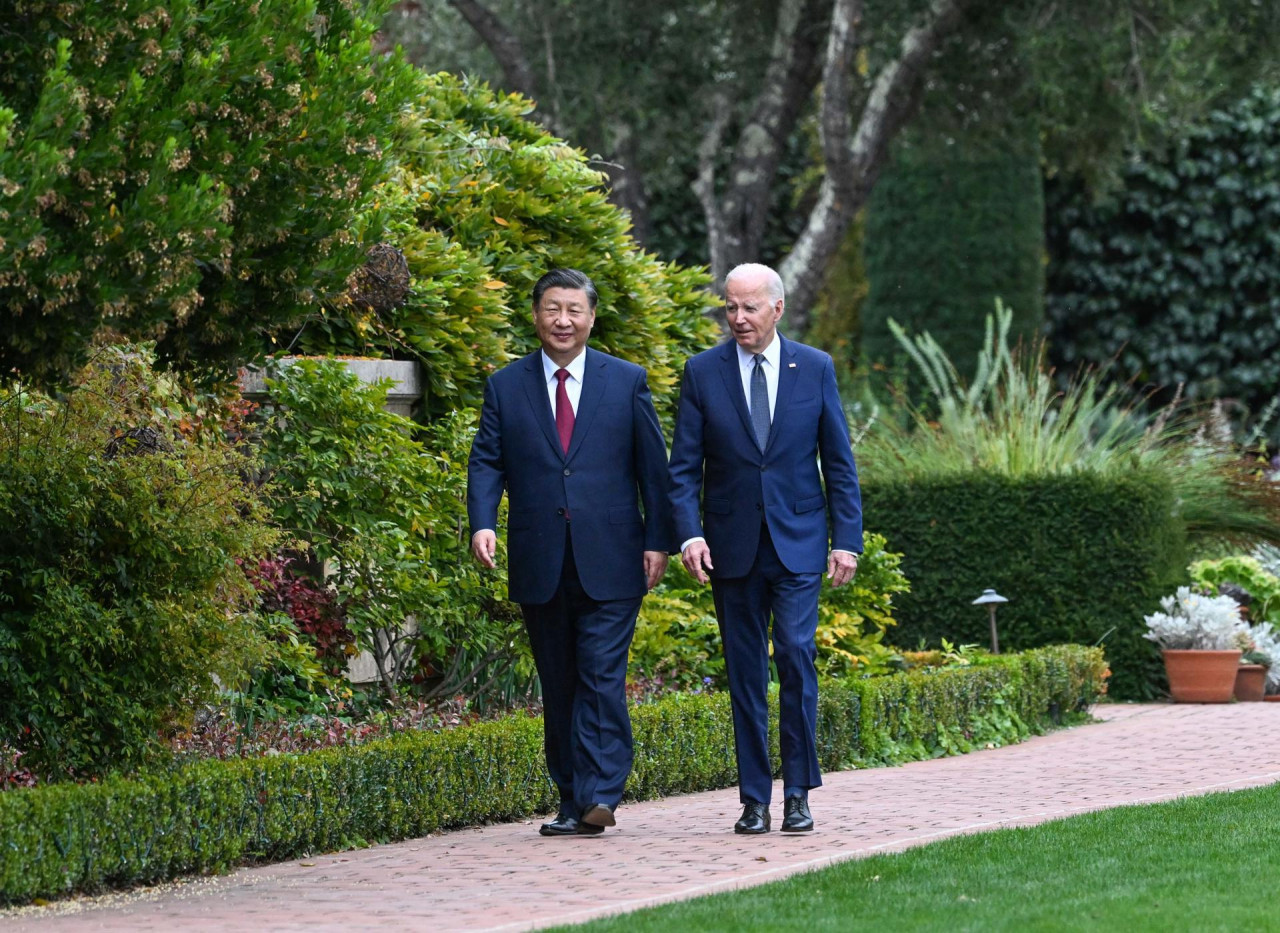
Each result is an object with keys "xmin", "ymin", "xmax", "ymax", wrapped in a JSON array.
[
  {"xmin": 539, "ymin": 806, "xmax": 581, "ymax": 836},
  {"xmin": 581, "ymin": 803, "xmax": 616, "ymax": 828},
  {"xmin": 734, "ymin": 801, "xmax": 771, "ymax": 834},
  {"xmin": 781, "ymin": 793, "xmax": 814, "ymax": 832}
]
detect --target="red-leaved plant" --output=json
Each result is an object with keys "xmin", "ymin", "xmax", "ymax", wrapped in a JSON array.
[{"xmin": 244, "ymin": 556, "xmax": 356, "ymax": 675}]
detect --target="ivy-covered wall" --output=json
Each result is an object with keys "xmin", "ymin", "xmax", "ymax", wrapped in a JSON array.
[{"xmin": 1046, "ymin": 84, "xmax": 1280, "ymax": 428}]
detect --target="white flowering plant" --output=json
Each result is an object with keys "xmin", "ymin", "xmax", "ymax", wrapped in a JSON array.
[
  {"xmin": 1143, "ymin": 587, "xmax": 1248, "ymax": 650},
  {"xmin": 1242, "ymin": 622, "xmax": 1280, "ymax": 694}
]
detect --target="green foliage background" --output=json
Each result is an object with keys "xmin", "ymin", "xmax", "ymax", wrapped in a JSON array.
[
  {"xmin": 256, "ymin": 362, "xmax": 530, "ymax": 699},
  {"xmin": 1046, "ymin": 84, "xmax": 1280, "ymax": 430},
  {"xmin": 0, "ymin": 0, "xmax": 417, "ymax": 385},
  {"xmin": 0, "ymin": 346, "xmax": 279, "ymax": 776},
  {"xmin": 863, "ymin": 472, "xmax": 1187, "ymax": 700},
  {"xmin": 631, "ymin": 532, "xmax": 911, "ymax": 688},
  {"xmin": 299, "ymin": 73, "xmax": 721, "ymax": 422},
  {"xmin": 861, "ymin": 136, "xmax": 1045, "ymax": 373}
]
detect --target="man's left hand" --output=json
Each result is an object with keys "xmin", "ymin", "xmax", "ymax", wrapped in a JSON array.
[
  {"xmin": 644, "ymin": 550, "xmax": 669, "ymax": 590},
  {"xmin": 827, "ymin": 551, "xmax": 858, "ymax": 588}
]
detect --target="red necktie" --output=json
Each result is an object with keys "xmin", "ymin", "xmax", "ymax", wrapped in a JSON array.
[{"xmin": 555, "ymin": 368, "xmax": 574, "ymax": 454}]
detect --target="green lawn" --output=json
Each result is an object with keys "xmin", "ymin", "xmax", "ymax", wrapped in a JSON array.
[{"xmin": 560, "ymin": 782, "xmax": 1279, "ymax": 932}]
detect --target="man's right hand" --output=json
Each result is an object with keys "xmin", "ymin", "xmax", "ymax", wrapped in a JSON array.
[
  {"xmin": 681, "ymin": 540, "xmax": 714, "ymax": 584},
  {"xmin": 471, "ymin": 530, "xmax": 498, "ymax": 569}
]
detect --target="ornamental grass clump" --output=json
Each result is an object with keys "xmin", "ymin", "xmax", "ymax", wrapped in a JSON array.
[{"xmin": 1143, "ymin": 587, "xmax": 1247, "ymax": 650}]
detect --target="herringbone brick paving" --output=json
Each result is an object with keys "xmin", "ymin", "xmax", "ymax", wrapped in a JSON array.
[{"xmin": 7, "ymin": 703, "xmax": 1280, "ymax": 931}]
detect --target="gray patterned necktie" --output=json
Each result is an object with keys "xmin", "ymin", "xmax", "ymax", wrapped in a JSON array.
[{"xmin": 750, "ymin": 353, "xmax": 770, "ymax": 451}]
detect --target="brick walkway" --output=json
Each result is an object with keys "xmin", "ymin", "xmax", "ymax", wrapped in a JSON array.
[{"xmin": 7, "ymin": 703, "xmax": 1280, "ymax": 932}]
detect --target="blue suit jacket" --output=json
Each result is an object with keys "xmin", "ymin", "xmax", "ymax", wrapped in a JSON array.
[
  {"xmin": 467, "ymin": 347, "xmax": 673, "ymax": 604},
  {"xmin": 668, "ymin": 336, "xmax": 862, "ymax": 578}
]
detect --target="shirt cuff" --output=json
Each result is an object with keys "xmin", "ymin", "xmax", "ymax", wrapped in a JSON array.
[
  {"xmin": 680, "ymin": 536, "xmax": 706, "ymax": 553},
  {"xmin": 831, "ymin": 549, "xmax": 859, "ymax": 558}
]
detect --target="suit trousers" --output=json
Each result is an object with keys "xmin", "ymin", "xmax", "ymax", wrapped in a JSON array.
[
  {"xmin": 712, "ymin": 522, "xmax": 824, "ymax": 805},
  {"xmin": 521, "ymin": 526, "xmax": 642, "ymax": 813}
]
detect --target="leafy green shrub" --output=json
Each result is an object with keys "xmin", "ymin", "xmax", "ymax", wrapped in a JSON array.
[
  {"xmin": 631, "ymin": 533, "xmax": 911, "ymax": 687},
  {"xmin": 256, "ymin": 361, "xmax": 531, "ymax": 700},
  {"xmin": 858, "ymin": 304, "xmax": 1280, "ymax": 698},
  {"xmin": 0, "ymin": 645, "xmax": 1106, "ymax": 904},
  {"xmin": 1046, "ymin": 85, "xmax": 1280, "ymax": 438},
  {"xmin": 0, "ymin": 345, "xmax": 278, "ymax": 777},
  {"xmin": 0, "ymin": 0, "xmax": 417, "ymax": 385},
  {"xmin": 297, "ymin": 73, "xmax": 721, "ymax": 421},
  {"xmin": 863, "ymin": 472, "xmax": 1185, "ymax": 700},
  {"xmin": 1189, "ymin": 555, "xmax": 1280, "ymax": 624}
]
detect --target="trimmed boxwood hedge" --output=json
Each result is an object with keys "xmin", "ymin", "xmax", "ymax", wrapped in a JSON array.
[
  {"xmin": 0, "ymin": 645, "xmax": 1105, "ymax": 905},
  {"xmin": 863, "ymin": 473, "xmax": 1187, "ymax": 701}
]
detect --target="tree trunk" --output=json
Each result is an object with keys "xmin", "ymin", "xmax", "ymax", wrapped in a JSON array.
[{"xmin": 780, "ymin": 0, "xmax": 979, "ymax": 330}]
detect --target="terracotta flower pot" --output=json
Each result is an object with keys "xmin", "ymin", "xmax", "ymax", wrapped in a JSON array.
[
  {"xmin": 1234, "ymin": 664, "xmax": 1267, "ymax": 702},
  {"xmin": 1265, "ymin": 694, "xmax": 1280, "ymax": 703},
  {"xmin": 1161, "ymin": 649, "xmax": 1242, "ymax": 703}
]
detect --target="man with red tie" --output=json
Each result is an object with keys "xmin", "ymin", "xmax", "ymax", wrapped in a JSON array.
[{"xmin": 468, "ymin": 269, "xmax": 672, "ymax": 836}]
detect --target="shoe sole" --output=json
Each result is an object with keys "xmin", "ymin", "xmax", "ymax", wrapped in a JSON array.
[
  {"xmin": 575, "ymin": 823, "xmax": 605, "ymax": 835},
  {"xmin": 734, "ymin": 825, "xmax": 771, "ymax": 834},
  {"xmin": 581, "ymin": 804, "xmax": 616, "ymax": 828},
  {"xmin": 539, "ymin": 824, "xmax": 578, "ymax": 836},
  {"xmin": 780, "ymin": 824, "xmax": 814, "ymax": 832}
]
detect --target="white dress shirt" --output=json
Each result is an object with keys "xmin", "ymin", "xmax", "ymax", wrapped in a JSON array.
[{"xmin": 542, "ymin": 348, "xmax": 585, "ymax": 416}]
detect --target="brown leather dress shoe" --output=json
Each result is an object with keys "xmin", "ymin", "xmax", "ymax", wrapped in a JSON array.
[{"xmin": 734, "ymin": 801, "xmax": 771, "ymax": 834}]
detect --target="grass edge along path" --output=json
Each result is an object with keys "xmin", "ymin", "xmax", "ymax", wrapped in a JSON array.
[{"xmin": 562, "ymin": 781, "xmax": 1280, "ymax": 932}]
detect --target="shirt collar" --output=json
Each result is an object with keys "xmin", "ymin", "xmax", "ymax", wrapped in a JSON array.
[
  {"xmin": 735, "ymin": 332, "xmax": 781, "ymax": 369},
  {"xmin": 542, "ymin": 348, "xmax": 588, "ymax": 383}
]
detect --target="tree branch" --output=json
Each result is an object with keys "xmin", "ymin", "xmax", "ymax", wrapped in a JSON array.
[
  {"xmin": 780, "ymin": 0, "xmax": 979, "ymax": 329},
  {"xmin": 446, "ymin": 0, "xmax": 539, "ymax": 100},
  {"xmin": 692, "ymin": 93, "xmax": 733, "ymax": 289},
  {"xmin": 719, "ymin": 0, "xmax": 832, "ymax": 271}
]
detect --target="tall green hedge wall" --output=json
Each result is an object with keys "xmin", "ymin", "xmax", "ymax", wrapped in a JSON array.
[
  {"xmin": 864, "ymin": 472, "xmax": 1187, "ymax": 699},
  {"xmin": 861, "ymin": 141, "xmax": 1045, "ymax": 373},
  {"xmin": 1046, "ymin": 85, "xmax": 1280, "ymax": 430}
]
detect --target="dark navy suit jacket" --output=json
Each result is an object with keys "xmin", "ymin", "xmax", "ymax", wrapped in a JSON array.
[
  {"xmin": 668, "ymin": 336, "xmax": 862, "ymax": 578},
  {"xmin": 467, "ymin": 347, "xmax": 673, "ymax": 605}
]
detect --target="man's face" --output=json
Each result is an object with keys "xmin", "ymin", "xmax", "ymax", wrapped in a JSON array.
[
  {"xmin": 533, "ymin": 287, "xmax": 596, "ymax": 364},
  {"xmin": 725, "ymin": 275, "xmax": 783, "ymax": 354}
]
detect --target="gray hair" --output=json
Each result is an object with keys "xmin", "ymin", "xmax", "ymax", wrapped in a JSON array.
[{"xmin": 724, "ymin": 263, "xmax": 784, "ymax": 303}]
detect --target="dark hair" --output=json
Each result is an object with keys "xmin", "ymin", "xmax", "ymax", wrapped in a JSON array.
[{"xmin": 532, "ymin": 268, "xmax": 598, "ymax": 310}]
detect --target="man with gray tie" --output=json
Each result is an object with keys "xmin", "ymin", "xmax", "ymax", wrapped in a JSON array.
[{"xmin": 667, "ymin": 262, "xmax": 863, "ymax": 834}]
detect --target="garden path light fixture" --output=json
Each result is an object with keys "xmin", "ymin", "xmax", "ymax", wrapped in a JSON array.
[{"xmin": 972, "ymin": 588, "xmax": 1009, "ymax": 654}]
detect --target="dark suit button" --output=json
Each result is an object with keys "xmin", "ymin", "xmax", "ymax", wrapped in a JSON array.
[
  {"xmin": 556, "ymin": 507, "xmax": 565, "ymax": 515},
  {"xmin": 563, "ymin": 468, "xmax": 572, "ymax": 476},
  {"xmin": 761, "ymin": 465, "xmax": 768, "ymax": 472},
  {"xmin": 755, "ymin": 503, "xmax": 762, "ymax": 511}
]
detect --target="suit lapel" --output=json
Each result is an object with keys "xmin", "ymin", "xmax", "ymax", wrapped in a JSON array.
[
  {"xmin": 521, "ymin": 351, "xmax": 565, "ymax": 460},
  {"xmin": 566, "ymin": 348, "xmax": 609, "ymax": 463},
  {"xmin": 716, "ymin": 340, "xmax": 757, "ymax": 444},
  {"xmin": 765, "ymin": 336, "xmax": 799, "ymax": 456}
]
